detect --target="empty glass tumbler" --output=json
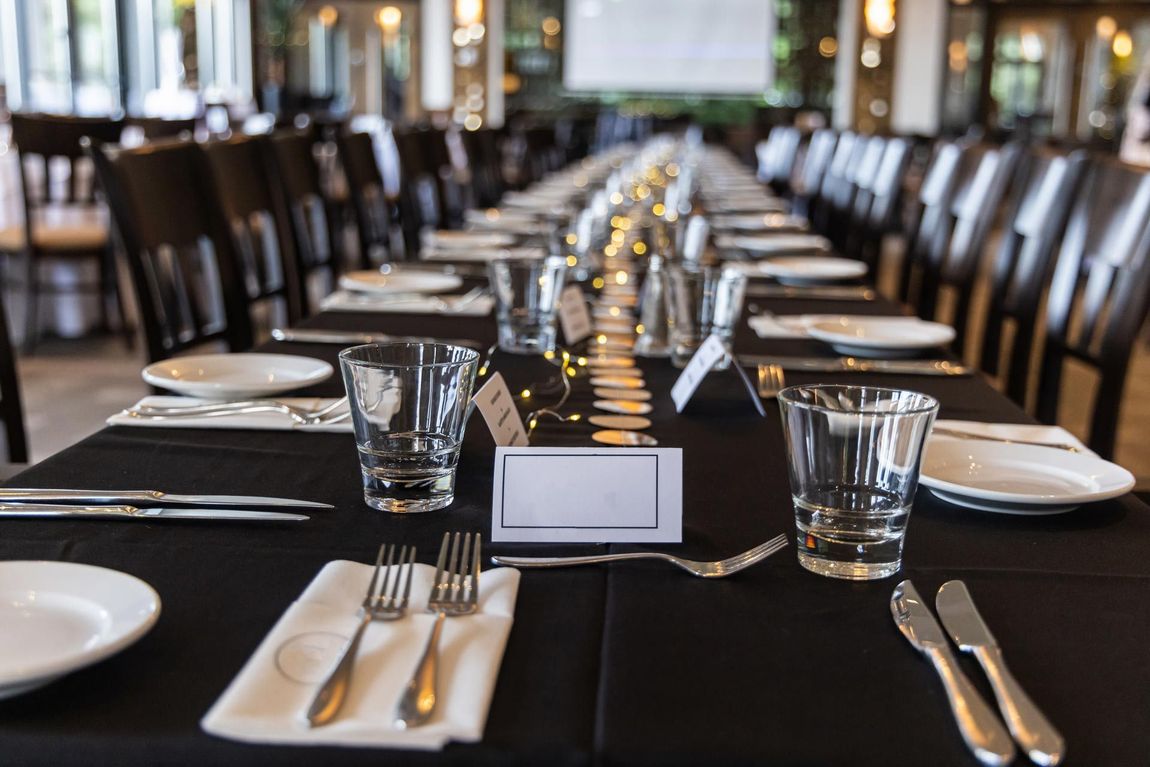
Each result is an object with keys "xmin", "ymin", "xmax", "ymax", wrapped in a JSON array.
[
  {"xmin": 778, "ymin": 385, "xmax": 939, "ymax": 580},
  {"xmin": 488, "ymin": 256, "xmax": 568, "ymax": 354},
  {"xmin": 339, "ymin": 343, "xmax": 479, "ymax": 513},
  {"xmin": 667, "ymin": 264, "xmax": 748, "ymax": 368}
]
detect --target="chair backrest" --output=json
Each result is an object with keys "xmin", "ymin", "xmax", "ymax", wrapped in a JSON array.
[
  {"xmin": 268, "ymin": 130, "xmax": 339, "ymax": 313},
  {"xmin": 918, "ymin": 142, "xmax": 1023, "ymax": 351},
  {"xmin": 794, "ymin": 129, "xmax": 837, "ymax": 196},
  {"xmin": 898, "ymin": 141, "xmax": 967, "ymax": 302},
  {"xmin": 756, "ymin": 126, "xmax": 802, "ymax": 193},
  {"xmin": 844, "ymin": 136, "xmax": 912, "ymax": 270},
  {"xmin": 87, "ymin": 138, "xmax": 254, "ymax": 363},
  {"xmin": 459, "ymin": 128, "xmax": 505, "ymax": 208},
  {"xmin": 128, "ymin": 116, "xmax": 198, "ymax": 140},
  {"xmin": 337, "ymin": 130, "xmax": 396, "ymax": 266},
  {"xmin": 866, "ymin": 137, "xmax": 913, "ymax": 232},
  {"xmin": 201, "ymin": 135, "xmax": 302, "ymax": 325},
  {"xmin": 0, "ymin": 288, "xmax": 27, "ymax": 463},
  {"xmin": 9, "ymin": 114, "xmax": 125, "ymax": 231},
  {"xmin": 1036, "ymin": 157, "xmax": 1150, "ymax": 458}
]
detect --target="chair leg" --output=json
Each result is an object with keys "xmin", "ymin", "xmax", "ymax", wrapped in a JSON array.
[{"xmin": 22, "ymin": 253, "xmax": 39, "ymax": 355}]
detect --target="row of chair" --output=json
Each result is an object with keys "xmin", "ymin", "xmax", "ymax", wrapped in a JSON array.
[{"xmin": 760, "ymin": 125, "xmax": 1150, "ymax": 459}]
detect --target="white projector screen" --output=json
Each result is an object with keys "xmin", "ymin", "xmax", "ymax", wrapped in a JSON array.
[{"xmin": 563, "ymin": 0, "xmax": 775, "ymax": 95}]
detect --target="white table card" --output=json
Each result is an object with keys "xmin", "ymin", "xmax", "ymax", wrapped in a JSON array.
[
  {"xmin": 491, "ymin": 447, "xmax": 683, "ymax": 543},
  {"xmin": 558, "ymin": 285, "xmax": 593, "ymax": 344},
  {"xmin": 472, "ymin": 372, "xmax": 529, "ymax": 446},
  {"xmin": 670, "ymin": 334, "xmax": 728, "ymax": 412}
]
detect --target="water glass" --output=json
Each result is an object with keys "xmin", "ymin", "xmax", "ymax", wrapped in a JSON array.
[
  {"xmin": 777, "ymin": 385, "xmax": 939, "ymax": 580},
  {"xmin": 339, "ymin": 343, "xmax": 479, "ymax": 513},
  {"xmin": 667, "ymin": 264, "xmax": 747, "ymax": 368},
  {"xmin": 488, "ymin": 256, "xmax": 568, "ymax": 354}
]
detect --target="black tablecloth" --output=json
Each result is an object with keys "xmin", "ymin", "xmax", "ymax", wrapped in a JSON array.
[{"xmin": 0, "ymin": 290, "xmax": 1146, "ymax": 767}]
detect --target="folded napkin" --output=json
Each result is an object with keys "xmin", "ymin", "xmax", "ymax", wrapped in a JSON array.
[
  {"xmin": 108, "ymin": 396, "xmax": 353, "ymax": 433},
  {"xmin": 321, "ymin": 291, "xmax": 494, "ymax": 316},
  {"xmin": 202, "ymin": 560, "xmax": 520, "ymax": 750},
  {"xmin": 420, "ymin": 231, "xmax": 516, "ymax": 250},
  {"xmin": 748, "ymin": 313, "xmax": 812, "ymax": 339},
  {"xmin": 930, "ymin": 419, "xmax": 1092, "ymax": 455},
  {"xmin": 717, "ymin": 234, "xmax": 832, "ymax": 254},
  {"xmin": 421, "ymin": 246, "xmax": 546, "ymax": 263}
]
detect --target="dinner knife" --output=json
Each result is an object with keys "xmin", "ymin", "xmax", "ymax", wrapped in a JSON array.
[
  {"xmin": 738, "ymin": 356, "xmax": 971, "ymax": 376},
  {"xmin": 271, "ymin": 328, "xmax": 483, "ymax": 350},
  {"xmin": 936, "ymin": 581, "xmax": 1065, "ymax": 766},
  {"xmin": 0, "ymin": 503, "xmax": 308, "ymax": 521},
  {"xmin": 890, "ymin": 580, "xmax": 1016, "ymax": 766},
  {"xmin": 0, "ymin": 489, "xmax": 333, "ymax": 509}
]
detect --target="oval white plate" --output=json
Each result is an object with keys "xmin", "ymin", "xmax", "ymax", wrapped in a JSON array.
[
  {"xmin": 805, "ymin": 316, "xmax": 955, "ymax": 358},
  {"xmin": 756, "ymin": 256, "xmax": 867, "ymax": 285},
  {"xmin": 728, "ymin": 234, "xmax": 833, "ymax": 257},
  {"xmin": 713, "ymin": 214, "xmax": 809, "ymax": 233},
  {"xmin": 338, "ymin": 270, "xmax": 462, "ymax": 295},
  {"xmin": 920, "ymin": 439, "xmax": 1134, "ymax": 510},
  {"xmin": 420, "ymin": 231, "xmax": 516, "ymax": 250},
  {"xmin": 143, "ymin": 353, "xmax": 333, "ymax": 398},
  {"xmin": 0, "ymin": 561, "xmax": 160, "ymax": 699}
]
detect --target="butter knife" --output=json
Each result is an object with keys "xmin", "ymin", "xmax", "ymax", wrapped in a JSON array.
[
  {"xmin": 739, "ymin": 356, "xmax": 970, "ymax": 376},
  {"xmin": 0, "ymin": 503, "xmax": 308, "ymax": 521},
  {"xmin": 0, "ymin": 489, "xmax": 332, "ymax": 508},
  {"xmin": 891, "ymin": 580, "xmax": 1016, "ymax": 766},
  {"xmin": 272, "ymin": 328, "xmax": 483, "ymax": 350},
  {"xmin": 936, "ymin": 581, "xmax": 1065, "ymax": 766}
]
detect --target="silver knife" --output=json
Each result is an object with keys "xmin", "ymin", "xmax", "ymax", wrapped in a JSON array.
[
  {"xmin": 0, "ymin": 489, "xmax": 332, "ymax": 508},
  {"xmin": 739, "ymin": 356, "xmax": 970, "ymax": 376},
  {"xmin": 0, "ymin": 503, "xmax": 308, "ymax": 521},
  {"xmin": 936, "ymin": 581, "xmax": 1065, "ymax": 766},
  {"xmin": 744, "ymin": 285, "xmax": 876, "ymax": 301},
  {"xmin": 272, "ymin": 328, "xmax": 483, "ymax": 350},
  {"xmin": 891, "ymin": 580, "xmax": 1016, "ymax": 766}
]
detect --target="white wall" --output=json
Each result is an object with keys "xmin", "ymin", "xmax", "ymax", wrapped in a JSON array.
[
  {"xmin": 420, "ymin": 0, "xmax": 453, "ymax": 110},
  {"xmin": 833, "ymin": 0, "xmax": 860, "ymax": 130},
  {"xmin": 890, "ymin": 0, "xmax": 948, "ymax": 135}
]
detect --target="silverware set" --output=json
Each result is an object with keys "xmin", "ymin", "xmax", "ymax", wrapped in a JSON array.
[
  {"xmin": 740, "ymin": 356, "xmax": 971, "ymax": 377},
  {"xmin": 271, "ymin": 328, "xmax": 485, "ymax": 350},
  {"xmin": 931, "ymin": 427, "xmax": 1080, "ymax": 453},
  {"xmin": 892, "ymin": 580, "xmax": 1064, "ymax": 766},
  {"xmin": 306, "ymin": 531, "xmax": 482, "ymax": 730},
  {"xmin": 0, "ymin": 488, "xmax": 330, "ymax": 522},
  {"xmin": 121, "ymin": 397, "xmax": 351, "ymax": 426}
]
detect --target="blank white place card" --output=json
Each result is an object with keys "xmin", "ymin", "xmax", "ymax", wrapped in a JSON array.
[
  {"xmin": 557, "ymin": 285, "xmax": 593, "ymax": 344},
  {"xmin": 491, "ymin": 447, "xmax": 683, "ymax": 543},
  {"xmin": 670, "ymin": 334, "xmax": 728, "ymax": 412}
]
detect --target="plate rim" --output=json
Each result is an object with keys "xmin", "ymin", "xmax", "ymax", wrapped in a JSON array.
[
  {"xmin": 142, "ymin": 352, "xmax": 334, "ymax": 395},
  {"xmin": 0, "ymin": 560, "xmax": 161, "ymax": 688},
  {"xmin": 805, "ymin": 316, "xmax": 956, "ymax": 350}
]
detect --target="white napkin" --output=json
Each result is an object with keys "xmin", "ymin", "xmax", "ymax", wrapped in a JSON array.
[
  {"xmin": 717, "ymin": 234, "xmax": 832, "ymax": 254},
  {"xmin": 748, "ymin": 313, "xmax": 811, "ymax": 339},
  {"xmin": 420, "ymin": 231, "xmax": 516, "ymax": 250},
  {"xmin": 930, "ymin": 419, "xmax": 1092, "ymax": 455},
  {"xmin": 321, "ymin": 291, "xmax": 494, "ymax": 316},
  {"xmin": 107, "ymin": 396, "xmax": 353, "ymax": 432},
  {"xmin": 421, "ymin": 246, "xmax": 546, "ymax": 263},
  {"xmin": 202, "ymin": 561, "xmax": 520, "ymax": 750}
]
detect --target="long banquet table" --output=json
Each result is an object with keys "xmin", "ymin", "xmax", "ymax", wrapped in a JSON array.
[{"xmin": 1, "ymin": 286, "xmax": 1147, "ymax": 767}]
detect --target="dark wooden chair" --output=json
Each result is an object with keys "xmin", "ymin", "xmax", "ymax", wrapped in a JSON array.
[
  {"xmin": 831, "ymin": 135, "xmax": 885, "ymax": 251},
  {"xmin": 756, "ymin": 125, "xmax": 802, "ymax": 196},
  {"xmin": 1035, "ymin": 157, "xmax": 1150, "ymax": 459},
  {"xmin": 86, "ymin": 138, "xmax": 254, "ymax": 363},
  {"xmin": 897, "ymin": 141, "xmax": 967, "ymax": 304},
  {"xmin": 336, "ymin": 130, "xmax": 399, "ymax": 266},
  {"xmin": 267, "ymin": 130, "xmax": 341, "ymax": 314},
  {"xmin": 812, "ymin": 131, "xmax": 864, "ymax": 240},
  {"xmin": 394, "ymin": 129, "xmax": 445, "ymax": 253},
  {"xmin": 127, "ymin": 116, "xmax": 198, "ymax": 140},
  {"xmin": 980, "ymin": 148, "xmax": 1088, "ymax": 405},
  {"xmin": 789, "ymin": 128, "xmax": 837, "ymax": 219},
  {"xmin": 201, "ymin": 135, "xmax": 303, "ymax": 327},
  {"xmin": 914, "ymin": 142, "xmax": 1024, "ymax": 354},
  {"xmin": 459, "ymin": 128, "xmax": 506, "ymax": 208},
  {"xmin": 845, "ymin": 136, "xmax": 912, "ymax": 274},
  {"xmin": 0, "ymin": 287, "xmax": 27, "ymax": 463},
  {"xmin": 5, "ymin": 113, "xmax": 130, "ymax": 352}
]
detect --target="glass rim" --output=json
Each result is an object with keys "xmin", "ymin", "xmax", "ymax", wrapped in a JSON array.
[
  {"xmin": 338, "ymin": 342, "xmax": 480, "ymax": 369},
  {"xmin": 777, "ymin": 384, "xmax": 939, "ymax": 415}
]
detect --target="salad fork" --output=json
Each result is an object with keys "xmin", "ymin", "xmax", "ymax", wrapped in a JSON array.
[
  {"xmin": 491, "ymin": 533, "xmax": 789, "ymax": 578},
  {"xmin": 306, "ymin": 543, "xmax": 416, "ymax": 727},
  {"xmin": 395, "ymin": 531, "xmax": 481, "ymax": 729}
]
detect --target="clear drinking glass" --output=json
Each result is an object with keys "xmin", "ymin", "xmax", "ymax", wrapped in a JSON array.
[
  {"xmin": 339, "ymin": 343, "xmax": 479, "ymax": 513},
  {"xmin": 777, "ymin": 385, "xmax": 939, "ymax": 580},
  {"xmin": 667, "ymin": 264, "xmax": 747, "ymax": 368},
  {"xmin": 487, "ymin": 256, "xmax": 568, "ymax": 354}
]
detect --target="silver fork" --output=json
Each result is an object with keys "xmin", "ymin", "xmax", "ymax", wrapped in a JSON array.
[
  {"xmin": 395, "ymin": 531, "xmax": 481, "ymax": 729},
  {"xmin": 757, "ymin": 363, "xmax": 786, "ymax": 399},
  {"xmin": 306, "ymin": 543, "xmax": 416, "ymax": 727},
  {"xmin": 932, "ymin": 427, "xmax": 1080, "ymax": 453},
  {"xmin": 491, "ymin": 533, "xmax": 789, "ymax": 578},
  {"xmin": 125, "ymin": 397, "xmax": 349, "ymax": 426}
]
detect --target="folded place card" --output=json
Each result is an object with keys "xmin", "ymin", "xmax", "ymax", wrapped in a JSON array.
[
  {"xmin": 472, "ymin": 372, "xmax": 529, "ymax": 447},
  {"xmin": 670, "ymin": 334, "xmax": 728, "ymax": 412},
  {"xmin": 558, "ymin": 285, "xmax": 593, "ymax": 344},
  {"xmin": 491, "ymin": 447, "xmax": 682, "ymax": 543}
]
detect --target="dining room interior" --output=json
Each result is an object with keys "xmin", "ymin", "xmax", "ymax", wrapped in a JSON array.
[{"xmin": 0, "ymin": 0, "xmax": 1147, "ymax": 765}]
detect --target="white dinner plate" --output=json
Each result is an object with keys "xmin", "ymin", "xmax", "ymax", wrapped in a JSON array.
[
  {"xmin": 920, "ymin": 439, "xmax": 1134, "ymax": 513},
  {"xmin": 143, "ymin": 353, "xmax": 333, "ymax": 399},
  {"xmin": 339, "ymin": 270, "xmax": 463, "ymax": 295},
  {"xmin": 421, "ymin": 246, "xmax": 547, "ymax": 263},
  {"xmin": 712, "ymin": 214, "xmax": 809, "ymax": 233},
  {"xmin": 754, "ymin": 256, "xmax": 867, "ymax": 285},
  {"xmin": 804, "ymin": 316, "xmax": 955, "ymax": 358},
  {"xmin": 419, "ymin": 231, "xmax": 516, "ymax": 250},
  {"xmin": 0, "ymin": 561, "xmax": 160, "ymax": 699},
  {"xmin": 725, "ymin": 234, "xmax": 833, "ymax": 257}
]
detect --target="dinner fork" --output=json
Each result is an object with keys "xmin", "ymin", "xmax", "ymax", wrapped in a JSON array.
[
  {"xmin": 757, "ymin": 363, "xmax": 786, "ymax": 399},
  {"xmin": 931, "ymin": 427, "xmax": 1080, "ymax": 453},
  {"xmin": 125, "ymin": 397, "xmax": 349, "ymax": 426},
  {"xmin": 491, "ymin": 533, "xmax": 789, "ymax": 578},
  {"xmin": 395, "ymin": 531, "xmax": 481, "ymax": 729},
  {"xmin": 306, "ymin": 543, "xmax": 416, "ymax": 727}
]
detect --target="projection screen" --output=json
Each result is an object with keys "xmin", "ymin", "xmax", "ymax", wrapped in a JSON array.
[{"xmin": 563, "ymin": 0, "xmax": 776, "ymax": 94}]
